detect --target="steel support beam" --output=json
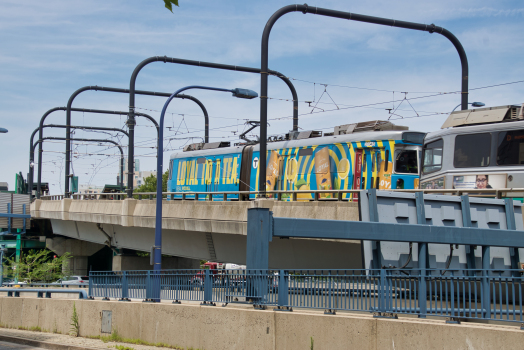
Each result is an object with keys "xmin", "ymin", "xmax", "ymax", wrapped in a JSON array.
[{"xmin": 272, "ymin": 218, "xmax": 524, "ymax": 248}]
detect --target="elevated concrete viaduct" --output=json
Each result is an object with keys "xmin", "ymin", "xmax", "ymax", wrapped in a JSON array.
[{"xmin": 31, "ymin": 198, "xmax": 362, "ymax": 270}]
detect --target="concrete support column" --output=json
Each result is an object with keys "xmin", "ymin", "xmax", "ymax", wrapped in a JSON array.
[
  {"xmin": 62, "ymin": 256, "xmax": 88, "ymax": 275},
  {"xmin": 46, "ymin": 237, "xmax": 105, "ymax": 276}
]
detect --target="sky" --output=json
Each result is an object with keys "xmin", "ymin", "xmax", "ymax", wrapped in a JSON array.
[{"xmin": 1, "ymin": 0, "xmax": 523, "ymax": 193}]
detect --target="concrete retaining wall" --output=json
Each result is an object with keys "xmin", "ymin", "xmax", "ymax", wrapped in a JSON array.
[{"xmin": 0, "ymin": 297, "xmax": 522, "ymax": 350}]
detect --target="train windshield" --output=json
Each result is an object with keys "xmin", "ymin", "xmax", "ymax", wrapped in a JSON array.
[
  {"xmin": 395, "ymin": 150, "xmax": 418, "ymax": 174},
  {"xmin": 497, "ymin": 130, "xmax": 524, "ymax": 165},
  {"xmin": 422, "ymin": 139, "xmax": 443, "ymax": 174},
  {"xmin": 454, "ymin": 133, "xmax": 491, "ymax": 168}
]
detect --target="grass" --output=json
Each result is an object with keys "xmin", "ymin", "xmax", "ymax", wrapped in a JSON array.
[
  {"xmin": 113, "ymin": 346, "xmax": 135, "ymax": 350},
  {"xmin": 70, "ymin": 302, "xmax": 79, "ymax": 337},
  {"xmin": 88, "ymin": 329, "xmax": 196, "ymax": 349}
]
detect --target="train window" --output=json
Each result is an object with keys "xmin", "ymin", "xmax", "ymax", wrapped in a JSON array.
[
  {"xmin": 454, "ymin": 133, "xmax": 491, "ymax": 168},
  {"xmin": 338, "ymin": 158, "xmax": 350, "ymax": 179},
  {"xmin": 168, "ymin": 160, "xmax": 174, "ymax": 180},
  {"xmin": 497, "ymin": 130, "xmax": 524, "ymax": 165},
  {"xmin": 286, "ymin": 158, "xmax": 298, "ymax": 179},
  {"xmin": 376, "ymin": 152, "xmax": 383, "ymax": 172},
  {"xmin": 298, "ymin": 148, "xmax": 313, "ymax": 157},
  {"xmin": 422, "ymin": 139, "xmax": 443, "ymax": 174},
  {"xmin": 197, "ymin": 157, "xmax": 206, "ymax": 164},
  {"xmin": 395, "ymin": 150, "xmax": 418, "ymax": 174}
]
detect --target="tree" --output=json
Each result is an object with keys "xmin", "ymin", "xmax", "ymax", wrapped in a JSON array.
[
  {"xmin": 134, "ymin": 170, "xmax": 169, "ymax": 196},
  {"xmin": 163, "ymin": 0, "xmax": 179, "ymax": 12},
  {"xmin": 4, "ymin": 249, "xmax": 71, "ymax": 283}
]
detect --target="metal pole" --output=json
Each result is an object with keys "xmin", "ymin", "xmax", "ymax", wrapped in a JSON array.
[
  {"xmin": 260, "ymin": 4, "xmax": 469, "ymax": 194},
  {"xmin": 128, "ymin": 57, "xmax": 300, "ymax": 197},
  {"xmin": 34, "ymin": 107, "xmax": 158, "ymax": 199},
  {"xmin": 64, "ymin": 86, "xmax": 208, "ymax": 198},
  {"xmin": 154, "ymin": 85, "xmax": 238, "ymax": 272}
]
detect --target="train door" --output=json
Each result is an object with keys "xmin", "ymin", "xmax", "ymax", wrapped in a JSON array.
[
  {"xmin": 239, "ymin": 146, "xmax": 253, "ymax": 198},
  {"xmin": 353, "ymin": 149, "xmax": 363, "ymax": 201},
  {"xmin": 205, "ymin": 159, "xmax": 214, "ymax": 193}
]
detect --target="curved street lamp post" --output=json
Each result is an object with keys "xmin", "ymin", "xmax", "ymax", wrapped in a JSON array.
[{"xmin": 153, "ymin": 86, "xmax": 258, "ymax": 276}]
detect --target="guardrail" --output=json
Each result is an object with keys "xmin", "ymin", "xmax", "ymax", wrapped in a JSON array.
[
  {"xmin": 0, "ymin": 288, "xmax": 88, "ymax": 299},
  {"xmin": 39, "ymin": 188, "xmax": 524, "ymax": 202},
  {"xmin": 89, "ymin": 269, "xmax": 524, "ymax": 323}
]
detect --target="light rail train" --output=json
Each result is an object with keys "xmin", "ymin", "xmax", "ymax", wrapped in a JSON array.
[
  {"xmin": 374, "ymin": 104, "xmax": 524, "ymax": 274},
  {"xmin": 167, "ymin": 120, "xmax": 426, "ymax": 201}
]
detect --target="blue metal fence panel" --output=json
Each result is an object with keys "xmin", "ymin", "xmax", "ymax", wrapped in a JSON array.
[{"xmin": 90, "ymin": 268, "xmax": 524, "ymax": 324}]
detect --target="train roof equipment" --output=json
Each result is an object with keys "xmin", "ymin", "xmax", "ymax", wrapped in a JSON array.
[{"xmin": 441, "ymin": 104, "xmax": 524, "ymax": 129}]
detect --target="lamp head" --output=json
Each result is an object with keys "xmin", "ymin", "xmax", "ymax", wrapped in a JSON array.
[
  {"xmin": 231, "ymin": 88, "xmax": 258, "ymax": 99},
  {"xmin": 471, "ymin": 102, "xmax": 485, "ymax": 107},
  {"xmin": 0, "ymin": 128, "xmax": 8, "ymax": 134}
]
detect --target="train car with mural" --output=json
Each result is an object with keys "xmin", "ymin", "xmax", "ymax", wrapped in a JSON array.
[{"xmin": 167, "ymin": 120, "xmax": 426, "ymax": 200}]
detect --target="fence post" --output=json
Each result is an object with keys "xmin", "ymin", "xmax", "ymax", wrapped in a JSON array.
[
  {"xmin": 415, "ymin": 192, "xmax": 427, "ymax": 318},
  {"xmin": 378, "ymin": 269, "xmax": 387, "ymax": 315},
  {"xmin": 202, "ymin": 269, "xmax": 214, "ymax": 305},
  {"xmin": 145, "ymin": 270, "xmax": 152, "ymax": 301},
  {"xmin": 325, "ymin": 270, "xmax": 336, "ymax": 314},
  {"xmin": 447, "ymin": 271, "xmax": 457, "ymax": 323},
  {"xmin": 276, "ymin": 270, "xmax": 289, "ymax": 310},
  {"xmin": 88, "ymin": 273, "xmax": 93, "ymax": 299},
  {"xmin": 482, "ymin": 246, "xmax": 491, "ymax": 319},
  {"xmin": 120, "ymin": 271, "xmax": 129, "ymax": 301}
]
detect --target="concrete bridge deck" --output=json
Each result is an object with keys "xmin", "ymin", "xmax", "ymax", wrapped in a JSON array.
[{"xmin": 31, "ymin": 199, "xmax": 362, "ymax": 269}]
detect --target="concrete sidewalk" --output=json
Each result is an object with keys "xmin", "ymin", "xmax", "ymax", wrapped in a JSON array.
[{"xmin": 0, "ymin": 327, "xmax": 178, "ymax": 350}]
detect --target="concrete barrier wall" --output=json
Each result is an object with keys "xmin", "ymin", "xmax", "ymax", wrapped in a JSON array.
[
  {"xmin": 31, "ymin": 199, "xmax": 360, "ymax": 233},
  {"xmin": 0, "ymin": 297, "xmax": 522, "ymax": 350}
]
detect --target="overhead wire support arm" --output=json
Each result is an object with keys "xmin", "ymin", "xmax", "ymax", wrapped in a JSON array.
[
  {"xmin": 63, "ymin": 86, "xmax": 209, "ymax": 198},
  {"xmin": 259, "ymin": 3, "xmax": 469, "ymax": 195},
  {"xmin": 127, "ymin": 56, "xmax": 300, "ymax": 197},
  {"xmin": 31, "ymin": 107, "xmax": 156, "ymax": 199}
]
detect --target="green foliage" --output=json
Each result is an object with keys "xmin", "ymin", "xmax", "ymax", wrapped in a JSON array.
[
  {"xmin": 133, "ymin": 171, "xmax": 169, "ymax": 198},
  {"xmin": 114, "ymin": 346, "xmax": 135, "ymax": 350},
  {"xmin": 163, "ymin": 0, "xmax": 179, "ymax": 12},
  {"xmin": 310, "ymin": 336, "xmax": 314, "ymax": 350},
  {"xmin": 95, "ymin": 329, "xmax": 188, "ymax": 349},
  {"xmin": 70, "ymin": 302, "xmax": 79, "ymax": 337},
  {"xmin": 3, "ymin": 249, "xmax": 71, "ymax": 283}
]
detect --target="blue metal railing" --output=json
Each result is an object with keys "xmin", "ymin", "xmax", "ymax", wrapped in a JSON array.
[{"xmin": 89, "ymin": 269, "xmax": 524, "ymax": 323}]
